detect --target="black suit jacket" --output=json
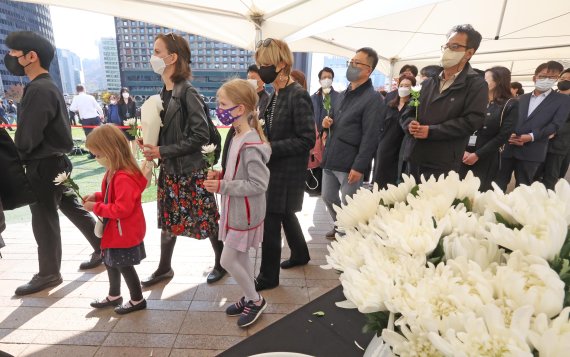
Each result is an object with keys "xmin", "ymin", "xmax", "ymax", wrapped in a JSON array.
[{"xmin": 502, "ymin": 91, "xmax": 570, "ymax": 162}]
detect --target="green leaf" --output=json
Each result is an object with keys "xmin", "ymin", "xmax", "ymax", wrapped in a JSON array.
[
  {"xmin": 409, "ymin": 185, "xmax": 419, "ymax": 198},
  {"xmin": 312, "ymin": 311, "xmax": 325, "ymax": 317},
  {"xmin": 494, "ymin": 212, "xmax": 523, "ymax": 230},
  {"xmin": 452, "ymin": 197, "xmax": 472, "ymax": 211},
  {"xmin": 559, "ymin": 230, "xmax": 570, "ymax": 260},
  {"xmin": 428, "ymin": 238, "xmax": 445, "ymax": 265},
  {"xmin": 362, "ymin": 311, "xmax": 390, "ymax": 334}
]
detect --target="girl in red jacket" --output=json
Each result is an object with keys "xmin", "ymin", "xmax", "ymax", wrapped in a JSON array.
[{"xmin": 83, "ymin": 124, "xmax": 148, "ymax": 314}]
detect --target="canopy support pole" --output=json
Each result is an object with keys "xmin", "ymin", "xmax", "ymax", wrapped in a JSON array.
[{"xmin": 494, "ymin": 0, "xmax": 508, "ymax": 40}]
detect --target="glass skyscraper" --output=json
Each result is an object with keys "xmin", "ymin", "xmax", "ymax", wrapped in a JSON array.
[
  {"xmin": 114, "ymin": 18, "xmax": 254, "ymax": 106},
  {"xmin": 0, "ymin": 0, "xmax": 62, "ymax": 92}
]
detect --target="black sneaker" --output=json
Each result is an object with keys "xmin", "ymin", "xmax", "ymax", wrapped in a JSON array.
[
  {"xmin": 237, "ymin": 298, "xmax": 267, "ymax": 328},
  {"xmin": 226, "ymin": 296, "xmax": 246, "ymax": 316}
]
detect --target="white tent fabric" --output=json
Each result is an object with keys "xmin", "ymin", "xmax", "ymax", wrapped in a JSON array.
[{"xmin": 18, "ymin": 0, "xmax": 570, "ymax": 80}]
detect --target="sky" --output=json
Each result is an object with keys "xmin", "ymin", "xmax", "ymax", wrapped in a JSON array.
[{"xmin": 50, "ymin": 6, "xmax": 116, "ymax": 60}]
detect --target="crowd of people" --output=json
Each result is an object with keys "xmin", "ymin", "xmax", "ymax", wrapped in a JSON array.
[{"xmin": 2, "ymin": 22, "xmax": 570, "ymax": 330}]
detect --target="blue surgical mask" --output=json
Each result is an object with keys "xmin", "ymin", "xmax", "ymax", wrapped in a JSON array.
[
  {"xmin": 216, "ymin": 105, "xmax": 241, "ymax": 125},
  {"xmin": 346, "ymin": 66, "xmax": 362, "ymax": 82}
]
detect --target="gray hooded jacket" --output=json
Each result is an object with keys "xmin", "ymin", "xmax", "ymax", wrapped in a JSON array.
[{"xmin": 220, "ymin": 130, "xmax": 271, "ymax": 231}]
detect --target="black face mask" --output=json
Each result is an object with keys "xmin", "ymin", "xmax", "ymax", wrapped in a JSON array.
[
  {"xmin": 258, "ymin": 65, "xmax": 281, "ymax": 84},
  {"xmin": 558, "ymin": 80, "xmax": 570, "ymax": 92},
  {"xmin": 4, "ymin": 53, "xmax": 29, "ymax": 76}
]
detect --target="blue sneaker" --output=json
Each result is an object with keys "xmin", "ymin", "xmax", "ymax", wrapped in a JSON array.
[{"xmin": 237, "ymin": 297, "xmax": 267, "ymax": 327}]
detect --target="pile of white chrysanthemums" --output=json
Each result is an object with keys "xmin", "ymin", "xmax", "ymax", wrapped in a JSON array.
[{"xmin": 323, "ymin": 172, "xmax": 570, "ymax": 357}]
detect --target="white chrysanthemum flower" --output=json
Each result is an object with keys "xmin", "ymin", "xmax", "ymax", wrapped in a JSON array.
[
  {"xmin": 334, "ymin": 183, "xmax": 381, "ymax": 231},
  {"xmin": 258, "ymin": 119, "xmax": 265, "ymax": 127},
  {"xmin": 382, "ymin": 324, "xmax": 443, "ymax": 357},
  {"xmin": 321, "ymin": 229, "xmax": 368, "ymax": 271},
  {"xmin": 443, "ymin": 233, "xmax": 503, "ymax": 270},
  {"xmin": 379, "ymin": 174, "xmax": 416, "ymax": 206},
  {"xmin": 201, "ymin": 143, "xmax": 217, "ymax": 154},
  {"xmin": 554, "ymin": 179, "xmax": 570, "ymax": 225},
  {"xmin": 428, "ymin": 304, "xmax": 534, "ymax": 357},
  {"xmin": 123, "ymin": 118, "xmax": 136, "ymax": 126},
  {"xmin": 529, "ymin": 307, "xmax": 570, "ymax": 357},
  {"xmin": 52, "ymin": 171, "xmax": 69, "ymax": 185},
  {"xmin": 370, "ymin": 208, "xmax": 445, "ymax": 256},
  {"xmin": 494, "ymin": 251, "xmax": 564, "ymax": 318}
]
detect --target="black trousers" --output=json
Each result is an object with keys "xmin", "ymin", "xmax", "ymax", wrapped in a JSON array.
[
  {"xmin": 408, "ymin": 163, "xmax": 451, "ymax": 182},
  {"xmin": 26, "ymin": 155, "xmax": 99, "ymax": 276},
  {"xmin": 258, "ymin": 211, "xmax": 310, "ymax": 286},
  {"xmin": 106, "ymin": 264, "xmax": 143, "ymax": 301},
  {"xmin": 495, "ymin": 157, "xmax": 541, "ymax": 191},
  {"xmin": 542, "ymin": 152, "xmax": 568, "ymax": 190},
  {"xmin": 80, "ymin": 117, "xmax": 101, "ymax": 137}
]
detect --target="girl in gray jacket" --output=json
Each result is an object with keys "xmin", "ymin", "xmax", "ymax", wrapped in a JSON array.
[{"xmin": 204, "ymin": 79, "xmax": 271, "ymax": 328}]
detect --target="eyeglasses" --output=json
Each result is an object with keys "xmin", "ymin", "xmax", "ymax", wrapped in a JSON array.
[
  {"xmin": 346, "ymin": 60, "xmax": 371, "ymax": 68},
  {"xmin": 441, "ymin": 43, "xmax": 468, "ymax": 52},
  {"xmin": 256, "ymin": 38, "xmax": 280, "ymax": 49}
]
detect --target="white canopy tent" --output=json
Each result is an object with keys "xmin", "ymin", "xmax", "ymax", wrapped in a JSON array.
[{"xmin": 17, "ymin": 0, "xmax": 570, "ymax": 81}]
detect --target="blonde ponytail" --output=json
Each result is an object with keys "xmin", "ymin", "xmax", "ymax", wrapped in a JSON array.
[{"xmin": 248, "ymin": 110, "xmax": 267, "ymax": 143}]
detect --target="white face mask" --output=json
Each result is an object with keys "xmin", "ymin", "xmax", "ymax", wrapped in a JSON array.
[
  {"xmin": 440, "ymin": 48, "xmax": 465, "ymax": 69},
  {"xmin": 398, "ymin": 87, "xmax": 411, "ymax": 97},
  {"xmin": 150, "ymin": 55, "xmax": 168, "ymax": 75},
  {"xmin": 320, "ymin": 78, "xmax": 333, "ymax": 89},
  {"xmin": 247, "ymin": 79, "xmax": 258, "ymax": 89},
  {"xmin": 535, "ymin": 78, "xmax": 556, "ymax": 92},
  {"xmin": 122, "ymin": 92, "xmax": 129, "ymax": 100}
]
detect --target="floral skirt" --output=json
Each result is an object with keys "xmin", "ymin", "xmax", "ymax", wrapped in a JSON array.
[{"xmin": 157, "ymin": 169, "xmax": 219, "ymax": 239}]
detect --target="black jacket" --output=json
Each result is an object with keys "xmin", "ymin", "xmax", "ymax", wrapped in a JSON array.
[
  {"xmin": 118, "ymin": 100, "xmax": 137, "ymax": 121},
  {"xmin": 373, "ymin": 101, "xmax": 407, "ymax": 188},
  {"xmin": 158, "ymin": 80, "xmax": 210, "ymax": 175},
  {"xmin": 311, "ymin": 87, "xmax": 340, "ymax": 131},
  {"xmin": 321, "ymin": 79, "xmax": 384, "ymax": 173},
  {"xmin": 469, "ymin": 99, "xmax": 518, "ymax": 158},
  {"xmin": 15, "ymin": 73, "xmax": 73, "ymax": 161},
  {"xmin": 403, "ymin": 64, "xmax": 488, "ymax": 172},
  {"xmin": 503, "ymin": 91, "xmax": 570, "ymax": 162},
  {"xmin": 548, "ymin": 92, "xmax": 570, "ymax": 155},
  {"xmin": 264, "ymin": 82, "xmax": 315, "ymax": 214}
]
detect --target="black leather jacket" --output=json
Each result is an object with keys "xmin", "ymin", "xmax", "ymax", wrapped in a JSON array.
[{"xmin": 158, "ymin": 80, "xmax": 210, "ymax": 175}]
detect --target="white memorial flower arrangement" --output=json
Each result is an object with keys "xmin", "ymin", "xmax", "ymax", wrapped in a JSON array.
[{"xmin": 324, "ymin": 171, "xmax": 570, "ymax": 356}]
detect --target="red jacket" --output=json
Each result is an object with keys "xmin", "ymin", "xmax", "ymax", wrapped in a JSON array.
[{"xmin": 93, "ymin": 170, "xmax": 147, "ymax": 249}]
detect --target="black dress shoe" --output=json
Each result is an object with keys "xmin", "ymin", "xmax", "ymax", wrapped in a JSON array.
[
  {"xmin": 15, "ymin": 274, "xmax": 63, "ymax": 296},
  {"xmin": 206, "ymin": 267, "xmax": 227, "ymax": 284},
  {"xmin": 90, "ymin": 296, "xmax": 123, "ymax": 308},
  {"xmin": 254, "ymin": 278, "xmax": 278, "ymax": 292},
  {"xmin": 280, "ymin": 259, "xmax": 310, "ymax": 269},
  {"xmin": 79, "ymin": 251, "xmax": 103, "ymax": 270},
  {"xmin": 325, "ymin": 227, "xmax": 338, "ymax": 240},
  {"xmin": 141, "ymin": 269, "xmax": 174, "ymax": 287},
  {"xmin": 115, "ymin": 299, "xmax": 147, "ymax": 314}
]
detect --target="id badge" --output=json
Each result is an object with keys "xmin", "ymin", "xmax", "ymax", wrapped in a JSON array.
[{"xmin": 468, "ymin": 135, "xmax": 477, "ymax": 147}]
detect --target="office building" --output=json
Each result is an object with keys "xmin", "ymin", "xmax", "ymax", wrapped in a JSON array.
[
  {"xmin": 57, "ymin": 48, "xmax": 82, "ymax": 95},
  {"xmin": 0, "ymin": 0, "xmax": 62, "ymax": 92},
  {"xmin": 114, "ymin": 18, "xmax": 254, "ymax": 106},
  {"xmin": 99, "ymin": 37, "xmax": 121, "ymax": 92}
]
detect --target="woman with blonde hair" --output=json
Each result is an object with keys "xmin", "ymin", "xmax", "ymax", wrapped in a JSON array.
[
  {"xmin": 204, "ymin": 78, "xmax": 271, "ymax": 327},
  {"xmin": 253, "ymin": 38, "xmax": 315, "ymax": 291}
]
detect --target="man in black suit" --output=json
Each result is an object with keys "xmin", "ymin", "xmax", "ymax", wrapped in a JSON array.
[
  {"xmin": 497, "ymin": 61, "xmax": 570, "ymax": 190},
  {"xmin": 404, "ymin": 24, "xmax": 488, "ymax": 179},
  {"xmin": 540, "ymin": 68, "xmax": 570, "ymax": 189}
]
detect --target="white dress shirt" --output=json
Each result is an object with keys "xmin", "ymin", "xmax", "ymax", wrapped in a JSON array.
[{"xmin": 70, "ymin": 92, "xmax": 103, "ymax": 119}]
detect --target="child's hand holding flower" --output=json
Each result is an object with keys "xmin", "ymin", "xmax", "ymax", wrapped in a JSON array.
[
  {"xmin": 83, "ymin": 201, "xmax": 95, "ymax": 212},
  {"xmin": 207, "ymin": 170, "xmax": 221, "ymax": 180},
  {"xmin": 203, "ymin": 179, "xmax": 220, "ymax": 193}
]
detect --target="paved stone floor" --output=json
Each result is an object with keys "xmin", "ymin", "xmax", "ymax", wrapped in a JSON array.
[{"xmin": 0, "ymin": 194, "xmax": 338, "ymax": 357}]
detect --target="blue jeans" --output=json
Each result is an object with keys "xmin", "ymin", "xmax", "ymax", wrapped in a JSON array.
[{"xmin": 321, "ymin": 169, "xmax": 363, "ymax": 222}]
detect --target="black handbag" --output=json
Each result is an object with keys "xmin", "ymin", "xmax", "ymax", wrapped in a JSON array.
[{"xmin": 0, "ymin": 128, "xmax": 37, "ymax": 210}]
